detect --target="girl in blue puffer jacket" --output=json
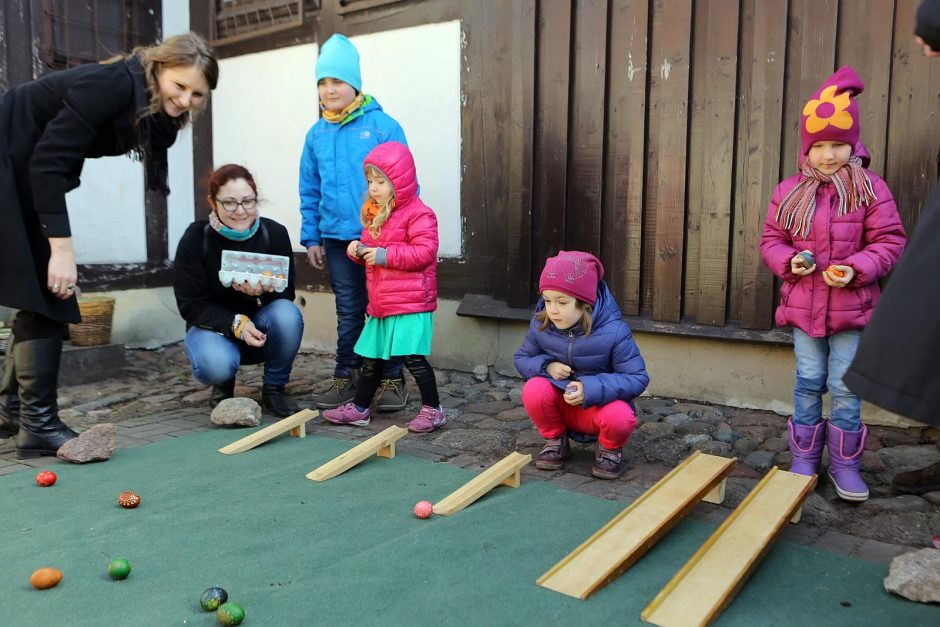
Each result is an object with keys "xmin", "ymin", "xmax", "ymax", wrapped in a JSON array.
[{"xmin": 514, "ymin": 251, "xmax": 650, "ymax": 479}]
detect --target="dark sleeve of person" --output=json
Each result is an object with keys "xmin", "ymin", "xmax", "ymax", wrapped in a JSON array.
[
  {"xmin": 916, "ymin": 0, "xmax": 940, "ymax": 50},
  {"xmin": 173, "ymin": 223, "xmax": 238, "ymax": 337},
  {"xmin": 266, "ymin": 219, "xmax": 297, "ymax": 303},
  {"xmin": 29, "ymin": 63, "xmax": 134, "ymax": 238}
]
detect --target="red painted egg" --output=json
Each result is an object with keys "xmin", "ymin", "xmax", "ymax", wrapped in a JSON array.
[{"xmin": 117, "ymin": 491, "xmax": 141, "ymax": 508}]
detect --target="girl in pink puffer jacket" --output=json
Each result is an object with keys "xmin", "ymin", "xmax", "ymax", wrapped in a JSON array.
[
  {"xmin": 760, "ymin": 66, "xmax": 906, "ymax": 502},
  {"xmin": 322, "ymin": 142, "xmax": 445, "ymax": 434}
]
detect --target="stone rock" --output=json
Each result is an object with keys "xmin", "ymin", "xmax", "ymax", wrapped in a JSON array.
[
  {"xmin": 761, "ymin": 437, "xmax": 789, "ymax": 454},
  {"xmin": 447, "ymin": 371, "xmax": 478, "ymax": 387},
  {"xmin": 434, "ymin": 429, "xmax": 514, "ymax": 454},
  {"xmin": 681, "ymin": 434, "xmax": 712, "ymax": 448},
  {"xmin": 774, "ymin": 450, "xmax": 792, "ymax": 467},
  {"xmin": 860, "ymin": 450, "xmax": 886, "ymax": 473},
  {"xmin": 440, "ymin": 395, "xmax": 468, "ymax": 409},
  {"xmin": 472, "ymin": 365, "xmax": 489, "ymax": 382},
  {"xmin": 799, "ymin": 492, "xmax": 843, "ymax": 527},
  {"xmin": 675, "ymin": 421, "xmax": 714, "ymax": 436},
  {"xmin": 495, "ymin": 406, "xmax": 530, "ymax": 422},
  {"xmin": 884, "ymin": 549, "xmax": 940, "ymax": 603},
  {"xmin": 515, "ymin": 430, "xmax": 546, "ymax": 448},
  {"xmin": 733, "ymin": 438, "xmax": 758, "ymax": 456},
  {"xmin": 463, "ymin": 400, "xmax": 516, "ymax": 416},
  {"xmin": 507, "ymin": 387, "xmax": 524, "ymax": 403},
  {"xmin": 636, "ymin": 421, "xmax": 675, "ymax": 439},
  {"xmin": 456, "ymin": 413, "xmax": 490, "ymax": 425},
  {"xmin": 870, "ymin": 426, "xmax": 923, "ymax": 448},
  {"xmin": 691, "ymin": 440, "xmax": 733, "ymax": 458},
  {"xmin": 713, "ymin": 426, "xmax": 741, "ymax": 444},
  {"xmin": 861, "ymin": 495, "xmax": 932, "ymax": 514},
  {"xmin": 876, "ymin": 445, "xmax": 940, "ymax": 472},
  {"xmin": 210, "ymin": 398, "xmax": 262, "ymax": 427},
  {"xmin": 663, "ymin": 413, "xmax": 692, "ymax": 427},
  {"xmin": 57, "ymin": 423, "xmax": 116, "ymax": 463},
  {"xmin": 735, "ymin": 424, "xmax": 777, "ymax": 443},
  {"xmin": 922, "ymin": 491, "xmax": 940, "ymax": 506},
  {"xmin": 744, "ymin": 450, "xmax": 775, "ymax": 471},
  {"xmin": 463, "ymin": 388, "xmax": 486, "ymax": 403},
  {"xmin": 182, "ymin": 388, "xmax": 212, "ymax": 404}
]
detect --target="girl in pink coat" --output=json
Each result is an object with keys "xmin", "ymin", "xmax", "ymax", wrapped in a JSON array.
[
  {"xmin": 322, "ymin": 142, "xmax": 444, "ymax": 433},
  {"xmin": 760, "ymin": 66, "xmax": 906, "ymax": 502}
]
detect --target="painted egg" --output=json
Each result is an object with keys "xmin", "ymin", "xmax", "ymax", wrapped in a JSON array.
[
  {"xmin": 29, "ymin": 567, "xmax": 63, "ymax": 590},
  {"xmin": 108, "ymin": 558, "xmax": 131, "ymax": 580},
  {"xmin": 117, "ymin": 491, "xmax": 141, "ymax": 508},
  {"xmin": 217, "ymin": 602, "xmax": 245, "ymax": 625},
  {"xmin": 798, "ymin": 251, "xmax": 815, "ymax": 269},
  {"xmin": 414, "ymin": 500, "xmax": 433, "ymax": 519},
  {"xmin": 826, "ymin": 265, "xmax": 846, "ymax": 278},
  {"xmin": 35, "ymin": 471, "xmax": 57, "ymax": 487},
  {"xmin": 200, "ymin": 587, "xmax": 229, "ymax": 611}
]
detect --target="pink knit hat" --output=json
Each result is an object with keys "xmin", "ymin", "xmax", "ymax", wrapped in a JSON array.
[
  {"xmin": 800, "ymin": 66, "xmax": 864, "ymax": 157},
  {"xmin": 539, "ymin": 251, "xmax": 604, "ymax": 305}
]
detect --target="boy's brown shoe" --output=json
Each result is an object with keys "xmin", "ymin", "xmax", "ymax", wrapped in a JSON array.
[
  {"xmin": 314, "ymin": 369, "xmax": 359, "ymax": 409},
  {"xmin": 374, "ymin": 377, "xmax": 409, "ymax": 412}
]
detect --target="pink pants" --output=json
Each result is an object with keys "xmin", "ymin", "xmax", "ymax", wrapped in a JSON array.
[{"xmin": 521, "ymin": 377, "xmax": 637, "ymax": 450}]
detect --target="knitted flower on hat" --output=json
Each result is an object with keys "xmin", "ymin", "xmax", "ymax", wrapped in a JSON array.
[{"xmin": 800, "ymin": 66, "xmax": 863, "ymax": 157}]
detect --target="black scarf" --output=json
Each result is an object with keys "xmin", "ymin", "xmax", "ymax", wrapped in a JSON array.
[{"xmin": 126, "ymin": 55, "xmax": 180, "ymax": 194}]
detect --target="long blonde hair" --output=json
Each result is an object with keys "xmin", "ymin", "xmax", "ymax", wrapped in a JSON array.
[
  {"xmin": 361, "ymin": 164, "xmax": 396, "ymax": 238},
  {"xmin": 104, "ymin": 32, "xmax": 218, "ymax": 126}
]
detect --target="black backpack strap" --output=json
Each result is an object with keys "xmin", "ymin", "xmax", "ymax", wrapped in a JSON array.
[{"xmin": 203, "ymin": 222, "xmax": 212, "ymax": 258}]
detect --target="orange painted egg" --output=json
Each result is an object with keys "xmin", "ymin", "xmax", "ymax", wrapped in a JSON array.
[
  {"xmin": 118, "ymin": 491, "xmax": 141, "ymax": 508},
  {"xmin": 30, "ymin": 567, "xmax": 63, "ymax": 590}
]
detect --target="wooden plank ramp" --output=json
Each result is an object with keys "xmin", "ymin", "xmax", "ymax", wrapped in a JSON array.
[
  {"xmin": 218, "ymin": 409, "xmax": 317, "ymax": 455},
  {"xmin": 537, "ymin": 451, "xmax": 735, "ymax": 600},
  {"xmin": 432, "ymin": 451, "xmax": 532, "ymax": 516},
  {"xmin": 641, "ymin": 467, "xmax": 816, "ymax": 627},
  {"xmin": 306, "ymin": 425, "xmax": 408, "ymax": 482}
]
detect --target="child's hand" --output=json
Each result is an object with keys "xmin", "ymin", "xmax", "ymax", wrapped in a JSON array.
[
  {"xmin": 790, "ymin": 250, "xmax": 816, "ymax": 275},
  {"xmin": 346, "ymin": 240, "xmax": 361, "ymax": 258},
  {"xmin": 563, "ymin": 381, "xmax": 584, "ymax": 405},
  {"xmin": 360, "ymin": 248, "xmax": 377, "ymax": 265},
  {"xmin": 822, "ymin": 264, "xmax": 854, "ymax": 288},
  {"xmin": 546, "ymin": 361, "xmax": 572, "ymax": 380}
]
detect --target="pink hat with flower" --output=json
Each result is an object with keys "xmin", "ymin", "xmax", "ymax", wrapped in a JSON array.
[
  {"xmin": 539, "ymin": 251, "xmax": 604, "ymax": 305},
  {"xmin": 800, "ymin": 66, "xmax": 864, "ymax": 158}
]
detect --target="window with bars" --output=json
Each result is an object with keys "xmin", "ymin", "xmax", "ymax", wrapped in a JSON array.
[
  {"xmin": 211, "ymin": 0, "xmax": 321, "ymax": 46},
  {"xmin": 40, "ymin": 0, "xmax": 156, "ymax": 71}
]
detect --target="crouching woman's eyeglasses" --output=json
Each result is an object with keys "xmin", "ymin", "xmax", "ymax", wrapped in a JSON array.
[{"xmin": 215, "ymin": 197, "xmax": 258, "ymax": 212}]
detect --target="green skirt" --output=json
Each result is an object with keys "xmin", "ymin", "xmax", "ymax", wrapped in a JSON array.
[{"xmin": 354, "ymin": 312, "xmax": 434, "ymax": 359}]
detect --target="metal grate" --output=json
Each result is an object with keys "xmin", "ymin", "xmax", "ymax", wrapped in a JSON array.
[
  {"xmin": 211, "ymin": 0, "xmax": 320, "ymax": 46},
  {"xmin": 41, "ymin": 0, "xmax": 151, "ymax": 70}
]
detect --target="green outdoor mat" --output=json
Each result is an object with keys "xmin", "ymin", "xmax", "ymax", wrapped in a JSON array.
[{"xmin": 1, "ymin": 428, "xmax": 937, "ymax": 626}]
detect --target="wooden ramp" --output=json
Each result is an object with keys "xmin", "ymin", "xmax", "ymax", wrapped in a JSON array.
[
  {"xmin": 537, "ymin": 451, "xmax": 736, "ymax": 600},
  {"xmin": 641, "ymin": 467, "xmax": 816, "ymax": 627},
  {"xmin": 432, "ymin": 451, "xmax": 532, "ymax": 516},
  {"xmin": 306, "ymin": 425, "xmax": 408, "ymax": 482},
  {"xmin": 218, "ymin": 409, "xmax": 317, "ymax": 455}
]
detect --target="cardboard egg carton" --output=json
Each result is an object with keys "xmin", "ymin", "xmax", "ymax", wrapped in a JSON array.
[{"xmin": 219, "ymin": 250, "xmax": 289, "ymax": 293}]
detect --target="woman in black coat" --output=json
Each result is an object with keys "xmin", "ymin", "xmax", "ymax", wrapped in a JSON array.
[
  {"xmin": 844, "ymin": 0, "xmax": 940, "ymax": 493},
  {"xmin": 0, "ymin": 33, "xmax": 219, "ymax": 459},
  {"xmin": 173, "ymin": 164, "xmax": 303, "ymax": 418}
]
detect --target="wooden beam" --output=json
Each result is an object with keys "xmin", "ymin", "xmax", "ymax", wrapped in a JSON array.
[
  {"xmin": 432, "ymin": 451, "xmax": 532, "ymax": 516},
  {"xmin": 218, "ymin": 409, "xmax": 317, "ymax": 455},
  {"xmin": 641, "ymin": 467, "xmax": 816, "ymax": 627},
  {"xmin": 537, "ymin": 451, "xmax": 735, "ymax": 600},
  {"xmin": 305, "ymin": 425, "xmax": 408, "ymax": 482}
]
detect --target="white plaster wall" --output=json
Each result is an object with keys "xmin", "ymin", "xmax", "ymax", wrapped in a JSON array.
[{"xmin": 212, "ymin": 20, "xmax": 462, "ymax": 255}]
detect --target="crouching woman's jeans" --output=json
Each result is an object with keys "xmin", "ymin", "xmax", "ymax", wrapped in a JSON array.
[{"xmin": 184, "ymin": 299, "xmax": 304, "ymax": 387}]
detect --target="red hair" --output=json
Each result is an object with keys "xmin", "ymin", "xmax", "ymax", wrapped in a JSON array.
[{"xmin": 207, "ymin": 164, "xmax": 258, "ymax": 198}]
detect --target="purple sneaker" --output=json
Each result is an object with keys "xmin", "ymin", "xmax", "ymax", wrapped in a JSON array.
[
  {"xmin": 407, "ymin": 405, "xmax": 446, "ymax": 433},
  {"xmin": 323, "ymin": 402, "xmax": 371, "ymax": 426}
]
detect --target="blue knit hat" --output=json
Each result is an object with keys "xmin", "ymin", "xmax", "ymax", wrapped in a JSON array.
[{"xmin": 316, "ymin": 34, "xmax": 362, "ymax": 92}]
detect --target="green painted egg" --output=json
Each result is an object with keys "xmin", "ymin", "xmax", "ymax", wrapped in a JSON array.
[
  {"xmin": 107, "ymin": 558, "xmax": 131, "ymax": 580},
  {"xmin": 217, "ymin": 602, "xmax": 245, "ymax": 625},
  {"xmin": 200, "ymin": 586, "xmax": 228, "ymax": 611}
]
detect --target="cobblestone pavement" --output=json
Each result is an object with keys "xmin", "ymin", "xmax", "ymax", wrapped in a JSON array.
[{"xmin": 2, "ymin": 343, "xmax": 938, "ymax": 566}]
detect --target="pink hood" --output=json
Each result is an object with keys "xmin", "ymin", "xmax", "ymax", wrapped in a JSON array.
[{"xmin": 760, "ymin": 169, "xmax": 906, "ymax": 337}]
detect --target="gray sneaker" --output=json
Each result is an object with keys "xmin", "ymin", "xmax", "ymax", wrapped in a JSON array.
[
  {"xmin": 314, "ymin": 370, "xmax": 359, "ymax": 409},
  {"xmin": 374, "ymin": 377, "xmax": 409, "ymax": 412}
]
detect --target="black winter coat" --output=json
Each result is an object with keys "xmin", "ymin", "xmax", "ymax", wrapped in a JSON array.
[
  {"xmin": 844, "ymin": 182, "xmax": 940, "ymax": 427},
  {"xmin": 0, "ymin": 57, "xmax": 179, "ymax": 323},
  {"xmin": 173, "ymin": 218, "xmax": 296, "ymax": 338}
]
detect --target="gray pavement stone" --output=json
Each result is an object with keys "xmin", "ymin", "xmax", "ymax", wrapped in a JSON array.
[
  {"xmin": 0, "ymin": 463, "xmax": 29, "ymax": 476},
  {"xmin": 854, "ymin": 539, "xmax": 910, "ymax": 565},
  {"xmin": 813, "ymin": 530, "xmax": 863, "ymax": 557}
]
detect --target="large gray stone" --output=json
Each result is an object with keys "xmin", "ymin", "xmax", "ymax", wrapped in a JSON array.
[
  {"xmin": 210, "ymin": 398, "xmax": 262, "ymax": 427},
  {"xmin": 663, "ymin": 413, "xmax": 692, "ymax": 427},
  {"xmin": 861, "ymin": 495, "xmax": 933, "ymax": 514},
  {"xmin": 433, "ymin": 429, "xmax": 515, "ymax": 454},
  {"xmin": 876, "ymin": 445, "xmax": 940, "ymax": 471},
  {"xmin": 691, "ymin": 440, "xmax": 733, "ymax": 458},
  {"xmin": 57, "ymin": 423, "xmax": 116, "ymax": 463},
  {"xmin": 761, "ymin": 437, "xmax": 789, "ymax": 454},
  {"xmin": 681, "ymin": 434, "xmax": 712, "ymax": 447},
  {"xmin": 884, "ymin": 548, "xmax": 940, "ymax": 603},
  {"xmin": 733, "ymin": 438, "xmax": 758, "ymax": 455},
  {"xmin": 636, "ymin": 421, "xmax": 676, "ymax": 439},
  {"xmin": 675, "ymin": 421, "xmax": 714, "ymax": 436},
  {"xmin": 743, "ymin": 450, "xmax": 775, "ymax": 471}
]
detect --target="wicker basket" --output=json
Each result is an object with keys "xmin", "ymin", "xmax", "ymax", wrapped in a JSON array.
[{"xmin": 68, "ymin": 296, "xmax": 115, "ymax": 346}]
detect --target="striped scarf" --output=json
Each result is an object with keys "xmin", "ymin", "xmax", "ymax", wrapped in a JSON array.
[
  {"xmin": 320, "ymin": 93, "xmax": 365, "ymax": 124},
  {"xmin": 775, "ymin": 156, "xmax": 876, "ymax": 238}
]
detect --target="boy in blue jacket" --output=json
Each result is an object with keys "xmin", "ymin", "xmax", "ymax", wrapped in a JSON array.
[
  {"xmin": 514, "ymin": 251, "xmax": 649, "ymax": 479},
  {"xmin": 299, "ymin": 34, "xmax": 408, "ymax": 410}
]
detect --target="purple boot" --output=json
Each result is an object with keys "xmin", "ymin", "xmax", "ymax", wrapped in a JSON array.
[
  {"xmin": 826, "ymin": 422, "xmax": 869, "ymax": 502},
  {"xmin": 787, "ymin": 418, "xmax": 826, "ymax": 476}
]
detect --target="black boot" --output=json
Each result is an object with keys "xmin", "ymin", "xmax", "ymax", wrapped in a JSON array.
[
  {"xmin": 209, "ymin": 379, "xmax": 236, "ymax": 409},
  {"xmin": 0, "ymin": 333, "xmax": 19, "ymax": 438},
  {"xmin": 262, "ymin": 384, "xmax": 300, "ymax": 418},
  {"xmin": 14, "ymin": 337, "xmax": 77, "ymax": 459}
]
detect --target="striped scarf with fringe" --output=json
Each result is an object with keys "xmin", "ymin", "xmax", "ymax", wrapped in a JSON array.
[{"xmin": 775, "ymin": 156, "xmax": 876, "ymax": 238}]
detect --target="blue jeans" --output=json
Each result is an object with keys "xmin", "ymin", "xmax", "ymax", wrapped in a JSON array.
[
  {"xmin": 322, "ymin": 238, "xmax": 403, "ymax": 379},
  {"xmin": 184, "ymin": 299, "xmax": 303, "ymax": 387},
  {"xmin": 792, "ymin": 328, "xmax": 862, "ymax": 431}
]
